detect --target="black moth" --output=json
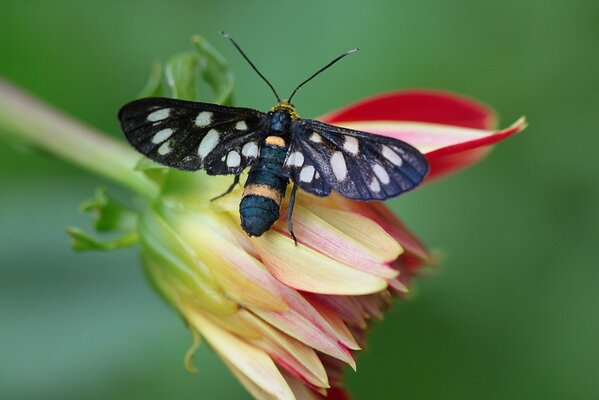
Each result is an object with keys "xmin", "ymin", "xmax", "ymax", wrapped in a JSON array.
[{"xmin": 119, "ymin": 33, "xmax": 429, "ymax": 244}]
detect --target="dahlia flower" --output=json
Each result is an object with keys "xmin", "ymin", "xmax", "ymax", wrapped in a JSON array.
[{"xmin": 0, "ymin": 37, "xmax": 525, "ymax": 400}]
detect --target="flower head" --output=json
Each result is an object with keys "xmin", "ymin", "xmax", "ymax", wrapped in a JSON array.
[
  {"xmin": 135, "ymin": 87, "xmax": 525, "ymax": 398},
  {"xmin": 0, "ymin": 37, "xmax": 525, "ymax": 400}
]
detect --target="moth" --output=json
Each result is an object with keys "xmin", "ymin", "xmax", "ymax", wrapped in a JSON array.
[{"xmin": 119, "ymin": 32, "xmax": 429, "ymax": 243}]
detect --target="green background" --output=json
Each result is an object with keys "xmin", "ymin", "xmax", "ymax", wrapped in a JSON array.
[{"xmin": 1, "ymin": 1, "xmax": 598, "ymax": 399}]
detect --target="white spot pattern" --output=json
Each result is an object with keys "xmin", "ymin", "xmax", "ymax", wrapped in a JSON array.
[
  {"xmin": 242, "ymin": 141, "xmax": 259, "ymax": 158},
  {"xmin": 157, "ymin": 141, "xmax": 171, "ymax": 155},
  {"xmin": 382, "ymin": 145, "xmax": 403, "ymax": 166},
  {"xmin": 235, "ymin": 121, "xmax": 248, "ymax": 130},
  {"xmin": 369, "ymin": 176, "xmax": 381, "ymax": 193},
  {"xmin": 373, "ymin": 163, "xmax": 390, "ymax": 184},
  {"xmin": 330, "ymin": 151, "xmax": 348, "ymax": 181},
  {"xmin": 147, "ymin": 108, "xmax": 170, "ymax": 122},
  {"xmin": 286, "ymin": 151, "xmax": 304, "ymax": 167},
  {"xmin": 343, "ymin": 136, "xmax": 359, "ymax": 155},
  {"xmin": 226, "ymin": 150, "xmax": 241, "ymax": 168},
  {"xmin": 299, "ymin": 165, "xmax": 316, "ymax": 183},
  {"xmin": 198, "ymin": 129, "xmax": 220, "ymax": 159},
  {"xmin": 151, "ymin": 128, "xmax": 174, "ymax": 144},
  {"xmin": 310, "ymin": 132, "xmax": 322, "ymax": 143},
  {"xmin": 195, "ymin": 111, "xmax": 213, "ymax": 127}
]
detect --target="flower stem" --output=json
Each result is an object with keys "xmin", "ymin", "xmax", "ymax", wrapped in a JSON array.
[{"xmin": 0, "ymin": 79, "xmax": 159, "ymax": 198}]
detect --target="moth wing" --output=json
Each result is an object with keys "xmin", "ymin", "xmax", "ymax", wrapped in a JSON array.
[
  {"xmin": 118, "ymin": 97, "xmax": 266, "ymax": 175},
  {"xmin": 282, "ymin": 119, "xmax": 429, "ymax": 200}
]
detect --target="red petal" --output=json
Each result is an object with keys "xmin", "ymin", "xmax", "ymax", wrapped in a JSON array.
[
  {"xmin": 320, "ymin": 90, "xmax": 497, "ymax": 130},
  {"xmin": 425, "ymin": 117, "xmax": 526, "ymax": 180}
]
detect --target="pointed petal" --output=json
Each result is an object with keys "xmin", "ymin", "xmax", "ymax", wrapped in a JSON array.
[
  {"xmin": 252, "ymin": 230, "xmax": 388, "ymax": 295},
  {"xmin": 305, "ymin": 297, "xmax": 361, "ymax": 350},
  {"xmin": 334, "ymin": 117, "xmax": 526, "ymax": 180},
  {"xmin": 176, "ymin": 213, "xmax": 289, "ymax": 312},
  {"xmin": 320, "ymin": 90, "xmax": 497, "ymax": 130},
  {"xmin": 186, "ymin": 309, "xmax": 295, "ymax": 400},
  {"xmin": 241, "ymin": 310, "xmax": 330, "ymax": 389},
  {"xmin": 273, "ymin": 204, "xmax": 400, "ymax": 279}
]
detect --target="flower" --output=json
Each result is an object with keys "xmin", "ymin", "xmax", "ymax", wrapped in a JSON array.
[
  {"xmin": 136, "ymin": 90, "xmax": 526, "ymax": 399},
  {"xmin": 0, "ymin": 36, "xmax": 526, "ymax": 400}
]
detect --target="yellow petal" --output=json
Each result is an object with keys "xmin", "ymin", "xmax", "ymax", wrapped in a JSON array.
[
  {"xmin": 187, "ymin": 309, "xmax": 295, "ymax": 400},
  {"xmin": 241, "ymin": 311, "xmax": 330, "ymax": 389},
  {"xmin": 252, "ymin": 230, "xmax": 388, "ymax": 295},
  {"xmin": 275, "ymin": 204, "xmax": 401, "ymax": 279},
  {"xmin": 175, "ymin": 212, "xmax": 289, "ymax": 312}
]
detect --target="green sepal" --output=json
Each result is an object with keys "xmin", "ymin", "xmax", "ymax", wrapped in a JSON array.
[
  {"xmin": 137, "ymin": 61, "xmax": 164, "ymax": 98},
  {"xmin": 192, "ymin": 35, "xmax": 234, "ymax": 105},
  {"xmin": 79, "ymin": 187, "xmax": 137, "ymax": 233},
  {"xmin": 66, "ymin": 227, "xmax": 139, "ymax": 252}
]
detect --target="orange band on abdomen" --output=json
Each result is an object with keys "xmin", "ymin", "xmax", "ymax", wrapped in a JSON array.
[
  {"xmin": 265, "ymin": 136, "xmax": 286, "ymax": 147},
  {"xmin": 242, "ymin": 184, "xmax": 283, "ymax": 205}
]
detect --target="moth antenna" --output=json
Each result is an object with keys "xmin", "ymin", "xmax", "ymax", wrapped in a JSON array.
[
  {"xmin": 220, "ymin": 31, "xmax": 281, "ymax": 102},
  {"xmin": 288, "ymin": 48, "xmax": 359, "ymax": 103}
]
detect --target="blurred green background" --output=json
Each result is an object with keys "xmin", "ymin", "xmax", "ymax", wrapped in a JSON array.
[{"xmin": 1, "ymin": 1, "xmax": 598, "ymax": 399}]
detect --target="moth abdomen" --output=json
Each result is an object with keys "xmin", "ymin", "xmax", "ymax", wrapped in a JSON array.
[{"xmin": 239, "ymin": 137, "xmax": 289, "ymax": 237}]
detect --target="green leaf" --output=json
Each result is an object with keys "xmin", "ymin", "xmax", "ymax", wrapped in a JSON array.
[{"xmin": 66, "ymin": 227, "xmax": 139, "ymax": 252}]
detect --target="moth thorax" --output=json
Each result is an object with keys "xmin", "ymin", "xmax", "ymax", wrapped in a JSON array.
[{"xmin": 269, "ymin": 110, "xmax": 292, "ymax": 133}]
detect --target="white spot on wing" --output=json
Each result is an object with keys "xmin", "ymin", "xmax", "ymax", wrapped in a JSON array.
[
  {"xmin": 299, "ymin": 165, "xmax": 315, "ymax": 183},
  {"xmin": 198, "ymin": 129, "xmax": 220, "ymax": 159},
  {"xmin": 330, "ymin": 151, "xmax": 347, "ymax": 181},
  {"xmin": 151, "ymin": 128, "xmax": 174, "ymax": 144},
  {"xmin": 226, "ymin": 150, "xmax": 241, "ymax": 168},
  {"xmin": 157, "ymin": 140, "xmax": 171, "ymax": 155},
  {"xmin": 373, "ymin": 163, "xmax": 390, "ymax": 184},
  {"xmin": 242, "ymin": 141, "xmax": 259, "ymax": 158},
  {"xmin": 369, "ymin": 176, "xmax": 381, "ymax": 193},
  {"xmin": 310, "ymin": 132, "xmax": 322, "ymax": 143},
  {"xmin": 343, "ymin": 136, "xmax": 359, "ymax": 155},
  {"xmin": 235, "ymin": 121, "xmax": 248, "ymax": 130},
  {"xmin": 286, "ymin": 151, "xmax": 304, "ymax": 167},
  {"xmin": 147, "ymin": 108, "xmax": 170, "ymax": 122},
  {"xmin": 382, "ymin": 145, "xmax": 403, "ymax": 166},
  {"xmin": 195, "ymin": 111, "xmax": 213, "ymax": 127}
]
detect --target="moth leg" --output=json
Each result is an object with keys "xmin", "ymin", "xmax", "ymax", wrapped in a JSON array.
[
  {"xmin": 211, "ymin": 175, "xmax": 241, "ymax": 201},
  {"xmin": 286, "ymin": 183, "xmax": 299, "ymax": 246}
]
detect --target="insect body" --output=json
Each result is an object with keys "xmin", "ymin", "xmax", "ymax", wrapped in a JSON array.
[{"xmin": 118, "ymin": 33, "xmax": 429, "ymax": 243}]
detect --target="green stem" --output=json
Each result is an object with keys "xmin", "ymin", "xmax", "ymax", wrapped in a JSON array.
[{"xmin": 0, "ymin": 79, "xmax": 159, "ymax": 198}]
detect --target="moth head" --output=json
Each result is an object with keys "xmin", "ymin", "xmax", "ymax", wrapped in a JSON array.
[{"xmin": 271, "ymin": 100, "xmax": 299, "ymax": 119}]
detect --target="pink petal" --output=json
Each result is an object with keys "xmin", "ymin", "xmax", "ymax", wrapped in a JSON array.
[
  {"xmin": 252, "ymin": 230, "xmax": 388, "ymax": 295},
  {"xmin": 320, "ymin": 90, "xmax": 497, "ymax": 130},
  {"xmin": 273, "ymin": 204, "xmax": 401, "ymax": 279}
]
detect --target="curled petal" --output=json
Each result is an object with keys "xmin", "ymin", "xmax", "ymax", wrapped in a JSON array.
[
  {"xmin": 274, "ymin": 204, "xmax": 401, "ymax": 279},
  {"xmin": 252, "ymin": 230, "xmax": 388, "ymax": 295},
  {"xmin": 334, "ymin": 117, "xmax": 526, "ymax": 180},
  {"xmin": 186, "ymin": 309, "xmax": 295, "ymax": 400},
  {"xmin": 320, "ymin": 90, "xmax": 497, "ymax": 130}
]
